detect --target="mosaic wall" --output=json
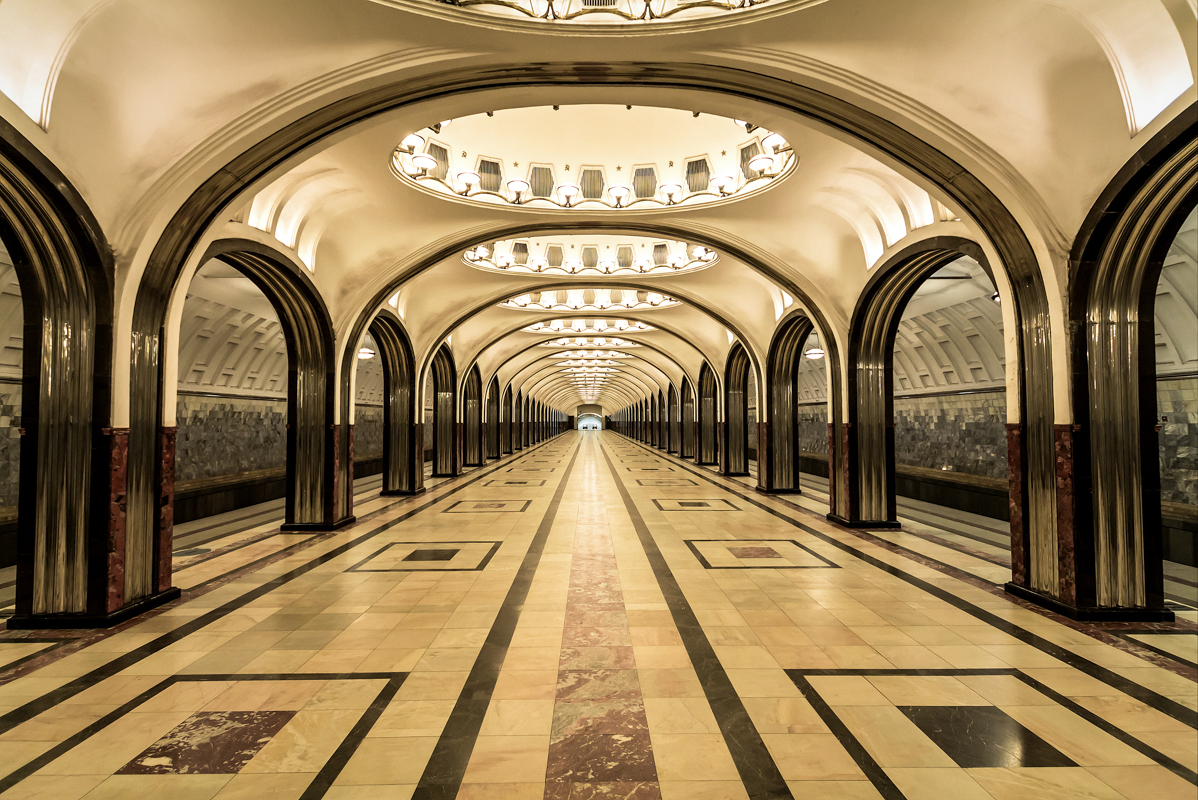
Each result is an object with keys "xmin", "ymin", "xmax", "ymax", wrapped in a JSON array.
[
  {"xmin": 795, "ymin": 391, "xmax": 1008, "ymax": 480},
  {"xmin": 0, "ymin": 385, "xmax": 19, "ymax": 507},
  {"xmin": 355, "ymin": 404, "xmax": 384, "ymax": 460},
  {"xmin": 1159, "ymin": 377, "xmax": 1198, "ymax": 506},
  {"xmin": 175, "ymin": 394, "xmax": 287, "ymax": 482},
  {"xmin": 894, "ymin": 391, "xmax": 1008, "ymax": 479}
]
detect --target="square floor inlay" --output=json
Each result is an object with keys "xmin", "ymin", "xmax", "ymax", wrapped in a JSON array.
[
  {"xmin": 652, "ymin": 499, "xmax": 738, "ymax": 511},
  {"xmin": 898, "ymin": 705, "xmax": 1077, "ymax": 768},
  {"xmin": 506, "ymin": 468, "xmax": 555, "ymax": 473},
  {"xmin": 484, "ymin": 479, "xmax": 547, "ymax": 487},
  {"xmin": 635, "ymin": 478, "xmax": 698, "ymax": 486},
  {"xmin": 443, "ymin": 500, "xmax": 532, "ymax": 513},
  {"xmin": 403, "ymin": 548, "xmax": 460, "ymax": 562},
  {"xmin": 118, "ymin": 710, "xmax": 295, "ymax": 774},
  {"xmin": 349, "ymin": 540, "xmax": 503, "ymax": 571},
  {"xmin": 685, "ymin": 538, "xmax": 838, "ymax": 568}
]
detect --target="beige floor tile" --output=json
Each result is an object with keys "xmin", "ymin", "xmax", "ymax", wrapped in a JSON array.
[
  {"xmin": 479, "ymin": 698, "xmax": 556, "ymax": 736},
  {"xmin": 1086, "ymin": 765, "xmax": 1198, "ymax": 800},
  {"xmin": 461, "ymin": 736, "xmax": 550, "ymax": 783},
  {"xmin": 34, "ymin": 711, "xmax": 191, "ymax": 775},
  {"xmin": 807, "ymin": 676, "xmax": 888, "ymax": 706},
  {"xmin": 455, "ymin": 783, "xmax": 544, "ymax": 799},
  {"xmin": 371, "ymin": 699, "xmax": 456, "ymax": 737},
  {"xmin": 335, "ymin": 736, "xmax": 438, "ymax": 785},
  {"xmin": 321, "ymin": 784, "xmax": 416, "ymax": 799},
  {"xmin": 651, "ymin": 732, "xmax": 741, "ymax": 781},
  {"xmin": 866, "ymin": 675, "xmax": 989, "ymax": 706},
  {"xmin": 887, "ymin": 768, "xmax": 995, "ymax": 800},
  {"xmin": 633, "ymin": 645, "xmax": 693, "ymax": 669},
  {"xmin": 643, "ymin": 697, "xmax": 721, "ymax": 734},
  {"xmin": 956, "ymin": 674, "xmax": 1056, "ymax": 706},
  {"xmin": 395, "ymin": 671, "xmax": 470, "ymax": 700},
  {"xmin": 79, "ymin": 774, "xmax": 233, "ymax": 800},
  {"xmin": 659, "ymin": 780, "xmax": 750, "ymax": 800},
  {"xmin": 492, "ymin": 670, "xmax": 558, "ymax": 699},
  {"xmin": 0, "ymin": 774, "xmax": 106, "ymax": 800},
  {"xmin": 969, "ymin": 767, "xmax": 1128, "ymax": 800},
  {"xmin": 760, "ymin": 733, "xmax": 865, "ymax": 781},
  {"xmin": 1069, "ymin": 694, "xmax": 1193, "ymax": 732},
  {"xmin": 782, "ymin": 780, "xmax": 882, "ymax": 799},
  {"xmin": 212, "ymin": 772, "xmax": 314, "ymax": 799},
  {"xmin": 638, "ymin": 668, "xmax": 706, "ymax": 698},
  {"xmin": 724, "ymin": 669, "xmax": 802, "ymax": 698}
]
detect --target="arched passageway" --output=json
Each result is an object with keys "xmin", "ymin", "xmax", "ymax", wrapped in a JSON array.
[
  {"xmin": 502, "ymin": 385, "xmax": 513, "ymax": 455},
  {"xmin": 486, "ymin": 377, "xmax": 500, "ymax": 460},
  {"xmin": 681, "ymin": 378, "xmax": 695, "ymax": 460}
]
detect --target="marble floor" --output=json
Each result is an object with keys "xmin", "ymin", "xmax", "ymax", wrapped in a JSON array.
[{"xmin": 0, "ymin": 430, "xmax": 1193, "ymax": 799}]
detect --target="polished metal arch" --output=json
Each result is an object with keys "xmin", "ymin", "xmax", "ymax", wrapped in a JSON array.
[
  {"xmin": 762, "ymin": 312, "xmax": 816, "ymax": 494},
  {"xmin": 697, "ymin": 362, "xmax": 719, "ymax": 465},
  {"xmin": 1, "ymin": 118, "xmax": 120, "ymax": 625},
  {"xmin": 430, "ymin": 345, "xmax": 457, "ymax": 477},
  {"xmin": 485, "ymin": 375, "xmax": 501, "ymax": 460},
  {"xmin": 501, "ymin": 384, "xmax": 514, "ymax": 454},
  {"xmin": 842, "ymin": 240, "xmax": 1008, "ymax": 552},
  {"xmin": 723, "ymin": 343, "xmax": 752, "ymax": 476},
  {"xmin": 463, "ymin": 365, "xmax": 483, "ymax": 467},
  {"xmin": 681, "ymin": 377, "xmax": 695, "ymax": 459},
  {"xmin": 370, "ymin": 311, "xmax": 423, "ymax": 496},
  {"xmin": 1066, "ymin": 108, "xmax": 1197, "ymax": 616},
  {"xmin": 668, "ymin": 383, "xmax": 680, "ymax": 454}
]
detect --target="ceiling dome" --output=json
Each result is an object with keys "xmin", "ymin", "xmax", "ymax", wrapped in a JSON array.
[{"xmin": 392, "ymin": 105, "xmax": 795, "ymax": 212}]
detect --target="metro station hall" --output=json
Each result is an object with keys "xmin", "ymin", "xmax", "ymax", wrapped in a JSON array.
[{"xmin": 0, "ymin": 2, "xmax": 1194, "ymax": 798}]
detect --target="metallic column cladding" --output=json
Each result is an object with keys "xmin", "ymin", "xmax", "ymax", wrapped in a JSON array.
[
  {"xmin": 127, "ymin": 61, "xmax": 1059, "ymax": 618},
  {"xmin": 681, "ymin": 378, "xmax": 695, "ymax": 460},
  {"xmin": 464, "ymin": 366, "xmax": 483, "ymax": 467},
  {"xmin": 1, "ymin": 121, "xmax": 114, "ymax": 620},
  {"xmin": 698, "ymin": 362, "xmax": 718, "ymax": 465},
  {"xmin": 764, "ymin": 314, "xmax": 815, "ymax": 495},
  {"xmin": 723, "ymin": 343, "xmax": 750, "ymax": 476},
  {"xmin": 431, "ymin": 345, "xmax": 458, "ymax": 478},
  {"xmin": 514, "ymin": 391, "xmax": 524, "ymax": 451},
  {"xmin": 658, "ymin": 389, "xmax": 668, "ymax": 450},
  {"xmin": 668, "ymin": 384, "xmax": 680, "ymax": 453},
  {"xmin": 371, "ymin": 313, "xmax": 423, "ymax": 496},
  {"xmin": 502, "ymin": 385, "xmax": 513, "ymax": 455},
  {"xmin": 1074, "ymin": 116, "xmax": 1197, "ymax": 610},
  {"xmin": 486, "ymin": 377, "xmax": 500, "ymax": 460}
]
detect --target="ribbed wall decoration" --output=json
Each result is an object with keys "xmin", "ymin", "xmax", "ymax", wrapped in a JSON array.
[
  {"xmin": 477, "ymin": 158, "xmax": 503, "ymax": 192},
  {"xmin": 632, "ymin": 167, "xmax": 656, "ymax": 199},
  {"xmin": 581, "ymin": 168, "xmax": 605, "ymax": 199},
  {"xmin": 530, "ymin": 165, "xmax": 555, "ymax": 198},
  {"xmin": 427, "ymin": 143, "xmax": 450, "ymax": 180},
  {"xmin": 686, "ymin": 158, "xmax": 710, "ymax": 193},
  {"xmin": 739, "ymin": 142, "xmax": 761, "ymax": 180}
]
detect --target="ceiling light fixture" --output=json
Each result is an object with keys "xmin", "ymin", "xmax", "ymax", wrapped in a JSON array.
[
  {"xmin": 401, "ymin": 133, "xmax": 425, "ymax": 152},
  {"xmin": 608, "ymin": 185, "xmax": 630, "ymax": 208},
  {"xmin": 411, "ymin": 153, "xmax": 437, "ymax": 174},
  {"xmin": 507, "ymin": 178, "xmax": 530, "ymax": 203},
  {"xmin": 358, "ymin": 348, "xmax": 375, "ymax": 360},
  {"xmin": 457, "ymin": 171, "xmax": 481, "ymax": 195},
  {"xmin": 558, "ymin": 183, "xmax": 580, "ymax": 207},
  {"xmin": 749, "ymin": 153, "xmax": 775, "ymax": 173}
]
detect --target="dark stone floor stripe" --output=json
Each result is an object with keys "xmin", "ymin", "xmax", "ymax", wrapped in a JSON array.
[
  {"xmin": 300, "ymin": 675, "xmax": 406, "ymax": 799},
  {"xmin": 410, "ymin": 436, "xmax": 583, "ymax": 800},
  {"xmin": 615, "ymin": 434, "xmax": 1198, "ymax": 730},
  {"xmin": 597, "ymin": 438, "xmax": 794, "ymax": 800},
  {"xmin": 0, "ymin": 434, "xmax": 568, "ymax": 737}
]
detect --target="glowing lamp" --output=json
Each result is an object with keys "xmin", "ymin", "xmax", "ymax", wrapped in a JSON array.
[
  {"xmin": 401, "ymin": 133, "xmax": 425, "ymax": 151},
  {"xmin": 411, "ymin": 153, "xmax": 438, "ymax": 173},
  {"xmin": 711, "ymin": 175, "xmax": 735, "ymax": 195},
  {"xmin": 749, "ymin": 153, "xmax": 775, "ymax": 173},
  {"xmin": 804, "ymin": 348, "xmax": 825, "ymax": 360},
  {"xmin": 358, "ymin": 348, "xmax": 375, "ymax": 360}
]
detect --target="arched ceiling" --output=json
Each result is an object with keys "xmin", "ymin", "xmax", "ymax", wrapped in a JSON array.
[{"xmin": 0, "ymin": 0, "xmax": 1192, "ymax": 417}]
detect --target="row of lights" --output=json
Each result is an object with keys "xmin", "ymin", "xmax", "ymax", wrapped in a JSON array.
[
  {"xmin": 529, "ymin": 320, "xmax": 653, "ymax": 333},
  {"xmin": 465, "ymin": 244, "xmax": 715, "ymax": 273}
]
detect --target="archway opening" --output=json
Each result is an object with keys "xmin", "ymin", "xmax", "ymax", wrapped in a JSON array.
[
  {"xmin": 891, "ymin": 256, "xmax": 1009, "ymax": 525},
  {"xmin": 464, "ymin": 366, "xmax": 483, "ymax": 467},
  {"xmin": 1156, "ymin": 207, "xmax": 1197, "ymax": 609},
  {"xmin": 428, "ymin": 346, "xmax": 457, "ymax": 478},
  {"xmin": 698, "ymin": 362, "xmax": 718, "ymax": 465},
  {"xmin": 174, "ymin": 259, "xmax": 289, "ymax": 526},
  {"xmin": 724, "ymin": 344, "xmax": 751, "ymax": 476},
  {"xmin": 0, "ymin": 240, "xmax": 20, "ymax": 570},
  {"xmin": 353, "ymin": 332, "xmax": 385, "ymax": 487},
  {"xmin": 578, "ymin": 413, "xmax": 602, "ymax": 430},
  {"xmin": 486, "ymin": 377, "xmax": 501, "ymax": 460}
]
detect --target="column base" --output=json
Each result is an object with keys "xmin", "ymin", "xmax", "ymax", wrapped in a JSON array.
[
  {"xmin": 282, "ymin": 515, "xmax": 356, "ymax": 532},
  {"xmin": 1003, "ymin": 582, "xmax": 1175, "ymax": 622},
  {"xmin": 8, "ymin": 587, "xmax": 182, "ymax": 630},
  {"xmin": 380, "ymin": 487, "xmax": 426, "ymax": 497},
  {"xmin": 757, "ymin": 486, "xmax": 803, "ymax": 495},
  {"xmin": 826, "ymin": 513, "xmax": 901, "ymax": 529}
]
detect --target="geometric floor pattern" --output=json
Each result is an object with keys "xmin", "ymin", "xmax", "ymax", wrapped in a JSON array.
[{"xmin": 0, "ymin": 430, "xmax": 1191, "ymax": 800}]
